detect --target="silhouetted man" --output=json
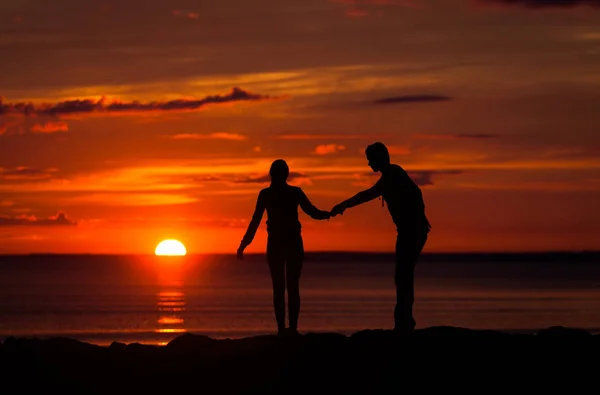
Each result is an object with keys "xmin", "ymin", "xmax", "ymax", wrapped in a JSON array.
[
  {"xmin": 237, "ymin": 159, "xmax": 331, "ymax": 335},
  {"xmin": 331, "ymin": 142, "xmax": 431, "ymax": 334}
]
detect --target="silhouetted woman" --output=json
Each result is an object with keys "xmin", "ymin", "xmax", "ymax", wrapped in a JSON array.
[{"xmin": 237, "ymin": 159, "xmax": 331, "ymax": 335}]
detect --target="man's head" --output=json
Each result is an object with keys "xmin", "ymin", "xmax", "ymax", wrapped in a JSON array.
[
  {"xmin": 269, "ymin": 159, "xmax": 289, "ymax": 184},
  {"xmin": 365, "ymin": 142, "xmax": 390, "ymax": 172}
]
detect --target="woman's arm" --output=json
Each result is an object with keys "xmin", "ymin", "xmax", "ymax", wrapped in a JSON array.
[
  {"xmin": 298, "ymin": 189, "xmax": 331, "ymax": 220},
  {"xmin": 238, "ymin": 190, "xmax": 266, "ymax": 256}
]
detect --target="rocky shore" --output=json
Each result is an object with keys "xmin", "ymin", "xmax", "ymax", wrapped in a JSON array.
[{"xmin": 1, "ymin": 326, "xmax": 598, "ymax": 394}]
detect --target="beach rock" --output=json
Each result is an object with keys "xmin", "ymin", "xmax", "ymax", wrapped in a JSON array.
[
  {"xmin": 108, "ymin": 341, "xmax": 127, "ymax": 350},
  {"xmin": 537, "ymin": 326, "xmax": 593, "ymax": 337},
  {"xmin": 2, "ymin": 336, "xmax": 100, "ymax": 353},
  {"xmin": 2, "ymin": 336, "xmax": 16, "ymax": 349},
  {"xmin": 416, "ymin": 326, "xmax": 514, "ymax": 337},
  {"xmin": 120, "ymin": 342, "xmax": 159, "ymax": 355},
  {"xmin": 1, "ymin": 327, "xmax": 599, "ymax": 394},
  {"xmin": 166, "ymin": 332, "xmax": 218, "ymax": 351}
]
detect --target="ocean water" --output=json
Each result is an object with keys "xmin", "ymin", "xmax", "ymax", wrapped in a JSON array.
[{"xmin": 0, "ymin": 252, "xmax": 599, "ymax": 346}]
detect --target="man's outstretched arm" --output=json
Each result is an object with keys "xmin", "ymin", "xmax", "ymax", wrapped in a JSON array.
[
  {"xmin": 238, "ymin": 191, "xmax": 266, "ymax": 258},
  {"xmin": 299, "ymin": 189, "xmax": 331, "ymax": 220},
  {"xmin": 331, "ymin": 185, "xmax": 380, "ymax": 216}
]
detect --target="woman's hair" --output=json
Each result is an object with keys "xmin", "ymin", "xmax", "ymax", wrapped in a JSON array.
[{"xmin": 269, "ymin": 159, "xmax": 289, "ymax": 184}]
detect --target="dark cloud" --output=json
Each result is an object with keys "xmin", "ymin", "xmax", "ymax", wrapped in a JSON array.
[
  {"xmin": 168, "ymin": 132, "xmax": 247, "ymax": 141},
  {"xmin": 364, "ymin": 169, "xmax": 464, "ymax": 186},
  {"xmin": 408, "ymin": 170, "xmax": 464, "ymax": 186},
  {"xmin": 184, "ymin": 175, "xmax": 227, "ymax": 183},
  {"xmin": 481, "ymin": 0, "xmax": 600, "ymax": 8},
  {"xmin": 276, "ymin": 133, "xmax": 392, "ymax": 140},
  {"xmin": 414, "ymin": 133, "xmax": 498, "ymax": 140},
  {"xmin": 451, "ymin": 133, "xmax": 497, "ymax": 139},
  {"xmin": 0, "ymin": 167, "xmax": 57, "ymax": 182},
  {"xmin": 328, "ymin": 0, "xmax": 426, "ymax": 16},
  {"xmin": 0, "ymin": 87, "xmax": 274, "ymax": 118},
  {"xmin": 169, "ymin": 172, "xmax": 309, "ymax": 185},
  {"xmin": 233, "ymin": 172, "xmax": 309, "ymax": 184},
  {"xmin": 0, "ymin": 212, "xmax": 77, "ymax": 226},
  {"xmin": 191, "ymin": 218, "xmax": 249, "ymax": 228},
  {"xmin": 105, "ymin": 217, "xmax": 249, "ymax": 229},
  {"xmin": 373, "ymin": 95, "xmax": 452, "ymax": 105},
  {"xmin": 174, "ymin": 169, "xmax": 461, "ymax": 187}
]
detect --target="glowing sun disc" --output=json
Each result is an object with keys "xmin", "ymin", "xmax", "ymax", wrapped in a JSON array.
[{"xmin": 155, "ymin": 239, "xmax": 187, "ymax": 256}]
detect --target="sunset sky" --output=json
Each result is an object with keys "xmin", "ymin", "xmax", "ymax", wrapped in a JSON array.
[{"xmin": 1, "ymin": 0, "xmax": 599, "ymax": 254}]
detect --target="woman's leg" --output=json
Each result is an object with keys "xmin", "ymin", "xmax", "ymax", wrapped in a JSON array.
[
  {"xmin": 267, "ymin": 239, "xmax": 286, "ymax": 332},
  {"xmin": 286, "ymin": 236, "xmax": 304, "ymax": 332}
]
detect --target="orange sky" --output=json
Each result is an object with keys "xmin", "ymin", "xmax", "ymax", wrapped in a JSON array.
[{"xmin": 1, "ymin": 0, "xmax": 599, "ymax": 254}]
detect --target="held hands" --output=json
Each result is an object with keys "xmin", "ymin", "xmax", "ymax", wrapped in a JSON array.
[{"xmin": 330, "ymin": 203, "xmax": 346, "ymax": 217}]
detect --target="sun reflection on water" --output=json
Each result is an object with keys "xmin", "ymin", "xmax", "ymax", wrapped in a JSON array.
[
  {"xmin": 157, "ymin": 290, "xmax": 187, "ymax": 335},
  {"xmin": 154, "ymin": 257, "xmax": 187, "ymax": 343}
]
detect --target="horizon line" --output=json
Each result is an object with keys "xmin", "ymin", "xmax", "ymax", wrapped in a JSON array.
[{"xmin": 1, "ymin": 250, "xmax": 599, "ymax": 257}]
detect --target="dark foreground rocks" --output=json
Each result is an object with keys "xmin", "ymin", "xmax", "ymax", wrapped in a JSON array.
[{"xmin": 1, "ymin": 326, "xmax": 599, "ymax": 394}]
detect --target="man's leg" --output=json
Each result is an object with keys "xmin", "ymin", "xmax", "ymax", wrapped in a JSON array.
[
  {"xmin": 267, "ymin": 240, "xmax": 286, "ymax": 333},
  {"xmin": 286, "ymin": 236, "xmax": 304, "ymax": 333},
  {"xmin": 394, "ymin": 232, "xmax": 427, "ymax": 333}
]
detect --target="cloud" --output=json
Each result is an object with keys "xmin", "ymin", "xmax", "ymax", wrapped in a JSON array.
[
  {"xmin": 196, "ymin": 218, "xmax": 249, "ymax": 228},
  {"xmin": 457, "ymin": 179, "xmax": 600, "ymax": 192},
  {"xmin": 276, "ymin": 133, "xmax": 391, "ymax": 140},
  {"xmin": 169, "ymin": 132, "xmax": 247, "ymax": 141},
  {"xmin": 346, "ymin": 8, "xmax": 370, "ymax": 17},
  {"xmin": 171, "ymin": 172, "xmax": 310, "ymax": 185},
  {"xmin": 105, "ymin": 217, "xmax": 251, "ymax": 229},
  {"xmin": 478, "ymin": 0, "xmax": 600, "ymax": 8},
  {"xmin": 0, "ymin": 119, "xmax": 24, "ymax": 135},
  {"xmin": 364, "ymin": 169, "xmax": 464, "ymax": 186},
  {"xmin": 329, "ymin": 0, "xmax": 427, "ymax": 17},
  {"xmin": 232, "ymin": 172, "xmax": 309, "ymax": 184},
  {"xmin": 314, "ymin": 144, "xmax": 346, "ymax": 155},
  {"xmin": 31, "ymin": 121, "xmax": 69, "ymax": 133},
  {"xmin": 575, "ymin": 32, "xmax": 600, "ymax": 41},
  {"xmin": 65, "ymin": 193, "xmax": 198, "ymax": 206},
  {"xmin": 0, "ymin": 212, "xmax": 76, "ymax": 226},
  {"xmin": 0, "ymin": 87, "xmax": 274, "ymax": 118},
  {"xmin": 0, "ymin": 167, "xmax": 58, "ymax": 182},
  {"xmin": 413, "ymin": 133, "xmax": 498, "ymax": 140},
  {"xmin": 408, "ymin": 170, "xmax": 464, "ymax": 186},
  {"xmin": 355, "ymin": 144, "xmax": 409, "ymax": 155},
  {"xmin": 172, "ymin": 10, "xmax": 200, "ymax": 19},
  {"xmin": 387, "ymin": 145, "xmax": 411, "ymax": 155},
  {"xmin": 374, "ymin": 95, "xmax": 452, "ymax": 104},
  {"xmin": 331, "ymin": 0, "xmax": 425, "ymax": 4}
]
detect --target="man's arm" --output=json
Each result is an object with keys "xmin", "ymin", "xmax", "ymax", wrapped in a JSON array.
[
  {"xmin": 298, "ymin": 189, "xmax": 331, "ymax": 220},
  {"xmin": 331, "ymin": 184, "xmax": 380, "ymax": 216},
  {"xmin": 238, "ymin": 191, "xmax": 266, "ymax": 255}
]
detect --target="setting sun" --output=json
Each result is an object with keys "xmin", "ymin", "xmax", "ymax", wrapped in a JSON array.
[{"xmin": 155, "ymin": 239, "xmax": 187, "ymax": 256}]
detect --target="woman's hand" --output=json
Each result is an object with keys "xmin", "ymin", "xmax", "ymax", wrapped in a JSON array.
[{"xmin": 237, "ymin": 245, "xmax": 245, "ymax": 261}]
